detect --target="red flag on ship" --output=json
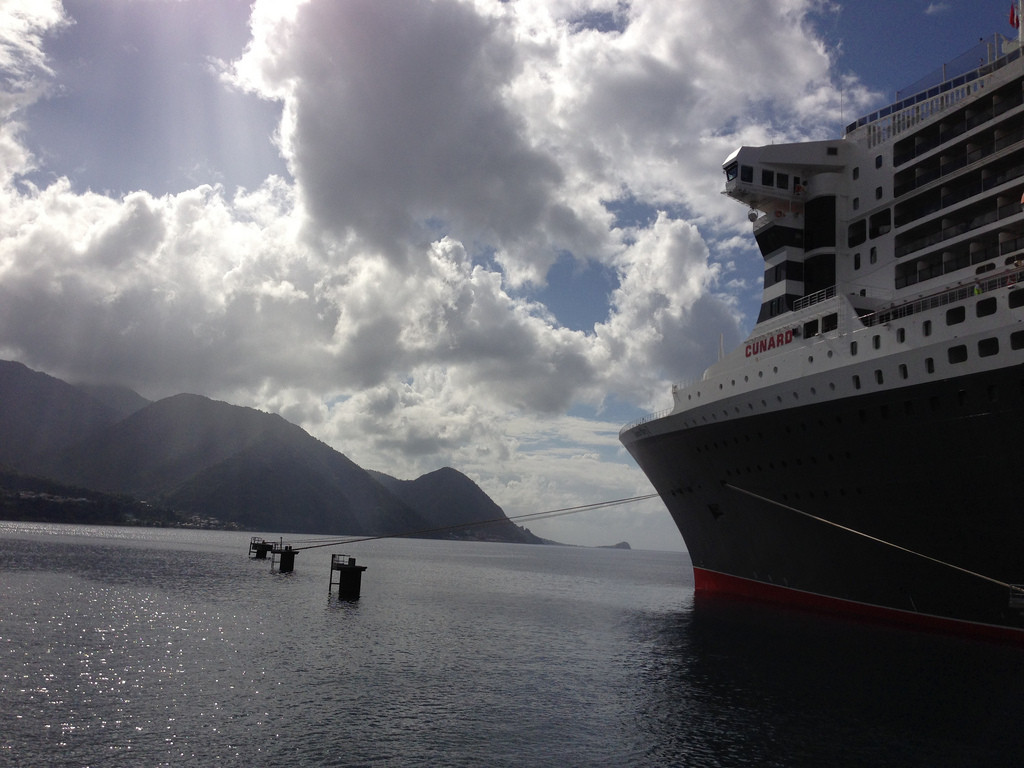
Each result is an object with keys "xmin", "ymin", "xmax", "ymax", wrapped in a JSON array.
[{"xmin": 1012, "ymin": 3, "xmax": 1020, "ymax": 29}]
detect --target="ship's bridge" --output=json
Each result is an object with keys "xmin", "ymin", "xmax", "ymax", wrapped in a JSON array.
[
  {"xmin": 722, "ymin": 142, "xmax": 849, "ymax": 214},
  {"xmin": 723, "ymin": 142, "xmax": 855, "ymax": 324}
]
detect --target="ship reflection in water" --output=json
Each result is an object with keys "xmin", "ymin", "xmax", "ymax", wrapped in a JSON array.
[{"xmin": 634, "ymin": 592, "xmax": 1024, "ymax": 767}]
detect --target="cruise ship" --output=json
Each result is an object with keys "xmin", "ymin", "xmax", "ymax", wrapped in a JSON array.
[{"xmin": 620, "ymin": 32, "xmax": 1024, "ymax": 641}]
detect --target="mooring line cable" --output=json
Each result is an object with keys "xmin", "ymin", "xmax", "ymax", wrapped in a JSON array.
[
  {"xmin": 723, "ymin": 482, "xmax": 1014, "ymax": 590},
  {"xmin": 287, "ymin": 492, "xmax": 660, "ymax": 551}
]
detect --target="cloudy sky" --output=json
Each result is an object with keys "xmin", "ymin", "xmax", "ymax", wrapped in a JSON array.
[{"xmin": 0, "ymin": 0, "xmax": 1007, "ymax": 549}]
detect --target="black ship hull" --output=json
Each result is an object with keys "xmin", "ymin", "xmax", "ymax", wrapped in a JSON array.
[{"xmin": 622, "ymin": 362, "xmax": 1024, "ymax": 641}]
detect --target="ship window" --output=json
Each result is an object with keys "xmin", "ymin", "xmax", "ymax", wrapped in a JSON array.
[
  {"xmin": 854, "ymin": 252, "xmax": 861, "ymax": 270},
  {"xmin": 875, "ymin": 186, "xmax": 883, "ymax": 200},
  {"xmin": 726, "ymin": 162, "xmax": 738, "ymax": 181},
  {"xmin": 897, "ymin": 328, "xmax": 906, "ymax": 343},
  {"xmin": 804, "ymin": 319, "xmax": 819, "ymax": 337},
  {"xmin": 946, "ymin": 306, "xmax": 966, "ymax": 325},
  {"xmin": 850, "ymin": 340, "xmax": 858, "ymax": 356},
  {"xmin": 756, "ymin": 226, "xmax": 804, "ymax": 255},
  {"xmin": 777, "ymin": 173, "xmax": 789, "ymax": 189},
  {"xmin": 1012, "ymin": 330, "xmax": 1024, "ymax": 349},
  {"xmin": 899, "ymin": 364, "xmax": 908, "ymax": 379},
  {"xmin": 873, "ymin": 334, "xmax": 881, "ymax": 349},
  {"xmin": 870, "ymin": 247, "xmax": 877, "ymax": 264},
  {"xmin": 741, "ymin": 165, "xmax": 753, "ymax": 182},
  {"xmin": 979, "ymin": 337, "xmax": 999, "ymax": 357},
  {"xmin": 869, "ymin": 209, "xmax": 891, "ymax": 238},
  {"xmin": 875, "ymin": 369, "xmax": 884, "ymax": 384},
  {"xmin": 852, "ymin": 167, "xmax": 860, "ymax": 180},
  {"xmin": 875, "ymin": 154, "xmax": 883, "ymax": 168},
  {"xmin": 822, "ymin": 313, "xmax": 838, "ymax": 332},
  {"xmin": 1010, "ymin": 288, "xmax": 1024, "ymax": 308},
  {"xmin": 853, "ymin": 374, "xmax": 861, "ymax": 389},
  {"xmin": 853, "ymin": 197, "xmax": 860, "ymax": 210},
  {"xmin": 805, "ymin": 196, "xmax": 837, "ymax": 249},
  {"xmin": 976, "ymin": 297, "xmax": 997, "ymax": 317},
  {"xmin": 923, "ymin": 320, "xmax": 932, "ymax": 337},
  {"xmin": 948, "ymin": 344, "xmax": 968, "ymax": 364},
  {"xmin": 762, "ymin": 169, "xmax": 775, "ymax": 186},
  {"xmin": 926, "ymin": 357, "xmax": 935, "ymax": 373},
  {"xmin": 827, "ymin": 147, "xmax": 838, "ymax": 156},
  {"xmin": 848, "ymin": 219, "xmax": 867, "ymax": 247}
]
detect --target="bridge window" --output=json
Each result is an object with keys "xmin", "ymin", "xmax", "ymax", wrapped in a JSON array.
[{"xmin": 762, "ymin": 169, "xmax": 775, "ymax": 186}]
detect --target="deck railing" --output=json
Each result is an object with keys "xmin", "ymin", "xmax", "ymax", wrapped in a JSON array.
[{"xmin": 863, "ymin": 265, "xmax": 1023, "ymax": 327}]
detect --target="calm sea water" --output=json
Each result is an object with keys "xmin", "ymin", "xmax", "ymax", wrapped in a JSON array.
[{"xmin": 2, "ymin": 522, "xmax": 1023, "ymax": 767}]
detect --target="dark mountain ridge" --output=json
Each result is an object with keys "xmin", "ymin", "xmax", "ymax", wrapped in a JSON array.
[{"xmin": 0, "ymin": 359, "xmax": 542, "ymax": 542}]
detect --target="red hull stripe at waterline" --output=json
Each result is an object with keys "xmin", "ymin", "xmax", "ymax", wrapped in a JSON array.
[{"xmin": 693, "ymin": 567, "xmax": 1024, "ymax": 645}]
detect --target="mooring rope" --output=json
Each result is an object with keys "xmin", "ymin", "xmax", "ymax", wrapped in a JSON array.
[
  {"xmin": 723, "ymin": 482, "xmax": 1014, "ymax": 590},
  {"xmin": 284, "ymin": 492, "xmax": 661, "ymax": 551}
]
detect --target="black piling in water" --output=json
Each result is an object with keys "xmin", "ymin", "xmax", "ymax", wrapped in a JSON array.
[
  {"xmin": 249, "ymin": 537, "xmax": 274, "ymax": 560},
  {"xmin": 271, "ymin": 542, "xmax": 297, "ymax": 573},
  {"xmin": 330, "ymin": 553, "xmax": 367, "ymax": 600}
]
